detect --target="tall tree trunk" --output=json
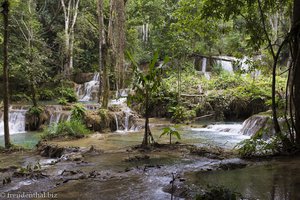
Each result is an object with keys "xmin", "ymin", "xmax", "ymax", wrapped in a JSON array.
[
  {"xmin": 61, "ymin": 0, "xmax": 79, "ymax": 77},
  {"xmin": 293, "ymin": 0, "xmax": 300, "ymax": 145},
  {"xmin": 142, "ymin": 89, "xmax": 149, "ymax": 146},
  {"xmin": 107, "ymin": 0, "xmax": 126, "ymax": 93},
  {"xmin": 2, "ymin": 0, "xmax": 11, "ymax": 149},
  {"xmin": 97, "ymin": 0, "xmax": 104, "ymax": 104},
  {"xmin": 258, "ymin": 0, "xmax": 281, "ymax": 134},
  {"xmin": 115, "ymin": 0, "xmax": 126, "ymax": 90}
]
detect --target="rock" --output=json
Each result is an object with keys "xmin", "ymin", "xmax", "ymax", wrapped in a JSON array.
[
  {"xmin": 240, "ymin": 113, "xmax": 275, "ymax": 139},
  {"xmin": 2, "ymin": 177, "xmax": 11, "ymax": 185},
  {"xmin": 73, "ymin": 73, "xmax": 94, "ymax": 84},
  {"xmin": 25, "ymin": 107, "xmax": 49, "ymax": 131},
  {"xmin": 37, "ymin": 143, "xmax": 65, "ymax": 158},
  {"xmin": 217, "ymin": 159, "xmax": 247, "ymax": 170},
  {"xmin": 60, "ymin": 152, "xmax": 84, "ymax": 162}
]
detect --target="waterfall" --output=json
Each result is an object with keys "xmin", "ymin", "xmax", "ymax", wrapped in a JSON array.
[
  {"xmin": 190, "ymin": 123, "xmax": 250, "ymax": 148},
  {"xmin": 114, "ymin": 113, "xmax": 119, "ymax": 131},
  {"xmin": 201, "ymin": 58, "xmax": 207, "ymax": 73},
  {"xmin": 47, "ymin": 105, "xmax": 71, "ymax": 125},
  {"xmin": 217, "ymin": 60, "xmax": 233, "ymax": 72},
  {"xmin": 124, "ymin": 108, "xmax": 131, "ymax": 132},
  {"xmin": 110, "ymin": 98, "xmax": 136, "ymax": 132},
  {"xmin": 206, "ymin": 124, "xmax": 243, "ymax": 134},
  {"xmin": 77, "ymin": 72, "xmax": 100, "ymax": 102},
  {"xmin": 240, "ymin": 115, "xmax": 270, "ymax": 137},
  {"xmin": 0, "ymin": 106, "xmax": 27, "ymax": 135}
]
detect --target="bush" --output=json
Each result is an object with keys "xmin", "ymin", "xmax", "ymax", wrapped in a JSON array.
[
  {"xmin": 71, "ymin": 103, "xmax": 86, "ymax": 121},
  {"xmin": 11, "ymin": 94, "xmax": 31, "ymax": 102},
  {"xmin": 169, "ymin": 105, "xmax": 196, "ymax": 123},
  {"xmin": 28, "ymin": 106, "xmax": 43, "ymax": 116},
  {"xmin": 58, "ymin": 97, "xmax": 68, "ymax": 105},
  {"xmin": 39, "ymin": 89, "xmax": 55, "ymax": 101},
  {"xmin": 56, "ymin": 87, "xmax": 77, "ymax": 103},
  {"xmin": 42, "ymin": 120, "xmax": 90, "ymax": 140},
  {"xmin": 235, "ymin": 133, "xmax": 283, "ymax": 158}
]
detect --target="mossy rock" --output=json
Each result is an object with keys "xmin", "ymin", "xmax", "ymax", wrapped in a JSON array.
[
  {"xmin": 84, "ymin": 110, "xmax": 116, "ymax": 132},
  {"xmin": 25, "ymin": 106, "xmax": 49, "ymax": 131}
]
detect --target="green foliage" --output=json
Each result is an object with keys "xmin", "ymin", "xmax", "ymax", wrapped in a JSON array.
[
  {"xmin": 56, "ymin": 87, "xmax": 77, "ymax": 103},
  {"xmin": 71, "ymin": 103, "xmax": 86, "ymax": 121},
  {"xmin": 58, "ymin": 97, "xmax": 68, "ymax": 105},
  {"xmin": 10, "ymin": 94, "xmax": 31, "ymax": 102},
  {"xmin": 160, "ymin": 126, "xmax": 181, "ymax": 144},
  {"xmin": 236, "ymin": 133, "xmax": 282, "ymax": 158},
  {"xmin": 39, "ymin": 89, "xmax": 55, "ymax": 101},
  {"xmin": 168, "ymin": 105, "xmax": 196, "ymax": 123},
  {"xmin": 28, "ymin": 106, "xmax": 43, "ymax": 116},
  {"xmin": 42, "ymin": 120, "xmax": 90, "ymax": 140}
]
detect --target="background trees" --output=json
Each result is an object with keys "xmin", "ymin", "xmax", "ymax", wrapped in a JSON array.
[{"xmin": 0, "ymin": 0, "xmax": 299, "ymax": 147}]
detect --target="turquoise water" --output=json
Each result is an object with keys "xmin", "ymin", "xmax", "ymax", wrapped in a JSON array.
[{"xmin": 0, "ymin": 132, "xmax": 41, "ymax": 148}]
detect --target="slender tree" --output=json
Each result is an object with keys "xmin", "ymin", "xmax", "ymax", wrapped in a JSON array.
[
  {"xmin": 2, "ymin": 0, "xmax": 11, "ymax": 148},
  {"xmin": 97, "ymin": 0, "xmax": 103, "ymax": 104},
  {"xmin": 115, "ymin": 0, "xmax": 126, "ymax": 91},
  {"xmin": 61, "ymin": 0, "xmax": 80, "ymax": 77},
  {"xmin": 292, "ymin": 0, "xmax": 300, "ymax": 145}
]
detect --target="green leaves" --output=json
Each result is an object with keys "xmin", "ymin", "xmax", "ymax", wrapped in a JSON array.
[
  {"xmin": 71, "ymin": 103, "xmax": 86, "ymax": 121},
  {"xmin": 160, "ymin": 126, "xmax": 181, "ymax": 143}
]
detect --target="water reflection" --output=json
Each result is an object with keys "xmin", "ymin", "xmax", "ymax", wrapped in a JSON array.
[{"xmin": 185, "ymin": 156, "xmax": 300, "ymax": 200}]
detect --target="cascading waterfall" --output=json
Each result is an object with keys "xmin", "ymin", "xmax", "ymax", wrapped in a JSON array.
[
  {"xmin": 0, "ymin": 106, "xmax": 28, "ymax": 135},
  {"xmin": 201, "ymin": 58, "xmax": 207, "ymax": 73},
  {"xmin": 114, "ymin": 113, "xmax": 119, "ymax": 131},
  {"xmin": 110, "ymin": 98, "xmax": 136, "ymax": 132},
  {"xmin": 48, "ymin": 105, "xmax": 71, "ymax": 125},
  {"xmin": 190, "ymin": 123, "xmax": 250, "ymax": 148},
  {"xmin": 77, "ymin": 73, "xmax": 100, "ymax": 102},
  {"xmin": 124, "ymin": 108, "xmax": 131, "ymax": 131},
  {"xmin": 201, "ymin": 58, "xmax": 210, "ymax": 79},
  {"xmin": 216, "ymin": 56, "xmax": 234, "ymax": 73}
]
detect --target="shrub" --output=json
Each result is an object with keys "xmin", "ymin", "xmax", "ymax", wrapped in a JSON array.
[
  {"xmin": 39, "ymin": 89, "xmax": 55, "ymax": 101},
  {"xmin": 58, "ymin": 97, "xmax": 68, "ymax": 105},
  {"xmin": 169, "ymin": 105, "xmax": 196, "ymax": 123},
  {"xmin": 235, "ymin": 133, "xmax": 283, "ymax": 158},
  {"xmin": 11, "ymin": 94, "xmax": 31, "ymax": 102},
  {"xmin": 28, "ymin": 106, "xmax": 43, "ymax": 116},
  {"xmin": 42, "ymin": 120, "xmax": 90, "ymax": 140},
  {"xmin": 160, "ymin": 126, "xmax": 181, "ymax": 144},
  {"xmin": 71, "ymin": 103, "xmax": 86, "ymax": 121},
  {"xmin": 56, "ymin": 87, "xmax": 77, "ymax": 103}
]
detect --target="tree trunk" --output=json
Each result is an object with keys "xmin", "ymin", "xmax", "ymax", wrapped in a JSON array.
[
  {"xmin": 115, "ymin": 0, "xmax": 126, "ymax": 90},
  {"xmin": 2, "ymin": 0, "xmax": 11, "ymax": 149},
  {"xmin": 258, "ymin": 0, "xmax": 281, "ymax": 134},
  {"xmin": 97, "ymin": 0, "xmax": 104, "ymax": 104},
  {"xmin": 61, "ymin": 0, "xmax": 80, "ymax": 77},
  {"xmin": 293, "ymin": 0, "xmax": 300, "ymax": 145},
  {"xmin": 142, "ymin": 90, "xmax": 149, "ymax": 146},
  {"xmin": 102, "ymin": 46, "xmax": 109, "ymax": 108}
]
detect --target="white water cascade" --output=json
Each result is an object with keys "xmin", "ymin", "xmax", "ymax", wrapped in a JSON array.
[
  {"xmin": 190, "ymin": 123, "xmax": 250, "ymax": 148},
  {"xmin": 216, "ymin": 56, "xmax": 235, "ymax": 73},
  {"xmin": 0, "ymin": 106, "xmax": 28, "ymax": 135},
  {"xmin": 110, "ymin": 97, "xmax": 137, "ymax": 133},
  {"xmin": 201, "ymin": 58, "xmax": 211, "ymax": 79},
  {"xmin": 76, "ymin": 73, "xmax": 100, "ymax": 102},
  {"xmin": 47, "ymin": 105, "xmax": 71, "ymax": 125}
]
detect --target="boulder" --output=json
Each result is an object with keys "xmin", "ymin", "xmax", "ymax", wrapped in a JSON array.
[
  {"xmin": 73, "ymin": 73, "xmax": 94, "ymax": 84},
  {"xmin": 240, "ymin": 114, "xmax": 275, "ymax": 139}
]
